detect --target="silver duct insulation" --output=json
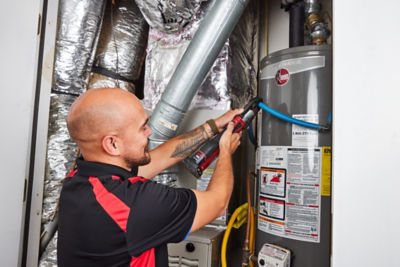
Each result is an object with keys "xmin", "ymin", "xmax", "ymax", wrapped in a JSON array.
[
  {"xmin": 39, "ymin": 94, "xmax": 78, "ymax": 266},
  {"xmin": 88, "ymin": 72, "xmax": 135, "ymax": 92},
  {"xmin": 228, "ymin": 0, "xmax": 259, "ymax": 108},
  {"xmin": 89, "ymin": 0, "xmax": 149, "ymax": 92},
  {"xmin": 39, "ymin": 232, "xmax": 58, "ymax": 267},
  {"xmin": 52, "ymin": 0, "xmax": 106, "ymax": 95},
  {"xmin": 142, "ymin": 2, "xmax": 230, "ymax": 112},
  {"xmin": 134, "ymin": 0, "xmax": 207, "ymax": 33}
]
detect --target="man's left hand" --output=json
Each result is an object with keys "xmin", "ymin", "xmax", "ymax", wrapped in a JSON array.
[{"xmin": 214, "ymin": 108, "xmax": 244, "ymax": 133}]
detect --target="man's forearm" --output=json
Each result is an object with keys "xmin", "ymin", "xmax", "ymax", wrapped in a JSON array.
[
  {"xmin": 189, "ymin": 150, "xmax": 234, "ymax": 232},
  {"xmin": 206, "ymin": 150, "xmax": 234, "ymax": 210},
  {"xmin": 138, "ymin": 123, "xmax": 214, "ymax": 178},
  {"xmin": 170, "ymin": 124, "xmax": 213, "ymax": 158}
]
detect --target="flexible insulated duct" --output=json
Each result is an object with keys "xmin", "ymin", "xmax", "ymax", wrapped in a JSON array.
[
  {"xmin": 39, "ymin": 94, "xmax": 78, "ymax": 266},
  {"xmin": 52, "ymin": 0, "xmax": 106, "ymax": 96},
  {"xmin": 228, "ymin": 0, "xmax": 259, "ymax": 108},
  {"xmin": 88, "ymin": 0, "xmax": 149, "ymax": 93},
  {"xmin": 147, "ymin": 0, "xmax": 251, "ymax": 185},
  {"xmin": 134, "ymin": 0, "xmax": 207, "ymax": 33}
]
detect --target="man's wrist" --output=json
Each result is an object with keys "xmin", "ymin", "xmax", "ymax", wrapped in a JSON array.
[
  {"xmin": 205, "ymin": 119, "xmax": 219, "ymax": 138},
  {"xmin": 203, "ymin": 122, "xmax": 214, "ymax": 139}
]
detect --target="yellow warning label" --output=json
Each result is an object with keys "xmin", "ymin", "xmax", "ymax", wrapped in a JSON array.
[{"xmin": 321, "ymin": 146, "xmax": 332, "ymax": 196}]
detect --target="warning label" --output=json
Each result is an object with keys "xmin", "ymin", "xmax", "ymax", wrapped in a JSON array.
[
  {"xmin": 260, "ymin": 168, "xmax": 286, "ymax": 197},
  {"xmin": 258, "ymin": 146, "xmax": 324, "ymax": 243},
  {"xmin": 260, "ymin": 197, "xmax": 285, "ymax": 220}
]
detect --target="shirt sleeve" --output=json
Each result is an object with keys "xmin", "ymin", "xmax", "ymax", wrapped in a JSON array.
[{"xmin": 125, "ymin": 181, "xmax": 197, "ymax": 257}]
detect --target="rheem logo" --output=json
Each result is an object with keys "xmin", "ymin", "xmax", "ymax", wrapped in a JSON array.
[{"xmin": 275, "ymin": 68, "xmax": 290, "ymax": 86}]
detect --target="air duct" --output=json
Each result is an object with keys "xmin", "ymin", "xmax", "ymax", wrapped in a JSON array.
[
  {"xmin": 88, "ymin": 0, "xmax": 149, "ymax": 93},
  {"xmin": 147, "ymin": 0, "xmax": 251, "ymax": 185},
  {"xmin": 39, "ymin": 94, "xmax": 78, "ymax": 266},
  {"xmin": 143, "ymin": 2, "xmax": 231, "ymax": 112},
  {"xmin": 52, "ymin": 0, "xmax": 106, "ymax": 96},
  {"xmin": 134, "ymin": 0, "xmax": 207, "ymax": 33}
]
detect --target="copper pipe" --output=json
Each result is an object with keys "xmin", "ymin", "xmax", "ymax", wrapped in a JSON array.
[
  {"xmin": 246, "ymin": 172, "xmax": 252, "ymax": 241},
  {"xmin": 242, "ymin": 171, "xmax": 255, "ymax": 266}
]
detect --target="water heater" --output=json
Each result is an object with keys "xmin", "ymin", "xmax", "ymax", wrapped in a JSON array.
[{"xmin": 256, "ymin": 45, "xmax": 332, "ymax": 266}]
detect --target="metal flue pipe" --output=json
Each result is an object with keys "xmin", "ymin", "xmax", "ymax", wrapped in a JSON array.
[
  {"xmin": 148, "ymin": 0, "xmax": 250, "ymax": 147},
  {"xmin": 147, "ymin": 0, "xmax": 250, "ymax": 185}
]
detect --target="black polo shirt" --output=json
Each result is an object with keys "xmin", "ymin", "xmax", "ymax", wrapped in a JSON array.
[{"xmin": 58, "ymin": 159, "xmax": 197, "ymax": 267}]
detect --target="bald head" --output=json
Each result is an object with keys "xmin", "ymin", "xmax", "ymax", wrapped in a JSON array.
[{"xmin": 67, "ymin": 87, "xmax": 143, "ymax": 146}]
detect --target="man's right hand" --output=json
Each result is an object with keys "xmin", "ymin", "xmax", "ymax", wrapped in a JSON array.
[{"xmin": 219, "ymin": 121, "xmax": 242, "ymax": 155}]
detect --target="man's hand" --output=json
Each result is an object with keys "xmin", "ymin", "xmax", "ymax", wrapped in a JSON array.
[
  {"xmin": 219, "ymin": 121, "xmax": 242, "ymax": 155},
  {"xmin": 214, "ymin": 109, "xmax": 244, "ymax": 133},
  {"xmin": 190, "ymin": 119, "xmax": 242, "ymax": 233}
]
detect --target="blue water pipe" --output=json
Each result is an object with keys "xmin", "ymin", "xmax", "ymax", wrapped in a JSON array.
[{"xmin": 257, "ymin": 101, "xmax": 331, "ymax": 131}]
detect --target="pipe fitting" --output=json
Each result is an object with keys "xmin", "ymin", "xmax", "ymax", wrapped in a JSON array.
[{"xmin": 304, "ymin": 0, "xmax": 321, "ymax": 15}]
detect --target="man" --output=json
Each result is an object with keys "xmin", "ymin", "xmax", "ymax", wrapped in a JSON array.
[{"xmin": 58, "ymin": 87, "xmax": 243, "ymax": 266}]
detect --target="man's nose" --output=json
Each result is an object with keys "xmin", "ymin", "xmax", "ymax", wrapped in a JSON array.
[{"xmin": 146, "ymin": 125, "xmax": 152, "ymax": 136}]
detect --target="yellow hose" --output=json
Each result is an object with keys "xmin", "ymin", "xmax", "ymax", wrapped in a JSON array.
[
  {"xmin": 249, "ymin": 207, "xmax": 255, "ymax": 267},
  {"xmin": 221, "ymin": 203, "xmax": 248, "ymax": 267}
]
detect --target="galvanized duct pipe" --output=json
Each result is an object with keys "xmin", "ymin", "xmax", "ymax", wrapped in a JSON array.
[
  {"xmin": 143, "ymin": 1, "xmax": 231, "ymax": 112},
  {"xmin": 88, "ymin": 0, "xmax": 149, "ymax": 93},
  {"xmin": 134, "ymin": 0, "xmax": 206, "ymax": 33},
  {"xmin": 143, "ymin": 0, "xmax": 258, "ymax": 110},
  {"xmin": 147, "ymin": 0, "xmax": 251, "ymax": 185},
  {"xmin": 52, "ymin": 0, "xmax": 106, "ymax": 96}
]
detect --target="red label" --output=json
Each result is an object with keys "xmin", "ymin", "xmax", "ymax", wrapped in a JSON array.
[{"xmin": 275, "ymin": 68, "xmax": 290, "ymax": 86}]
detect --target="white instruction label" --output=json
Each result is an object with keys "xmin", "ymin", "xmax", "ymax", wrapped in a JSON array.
[
  {"xmin": 292, "ymin": 114, "xmax": 319, "ymax": 147},
  {"xmin": 258, "ymin": 146, "xmax": 322, "ymax": 243}
]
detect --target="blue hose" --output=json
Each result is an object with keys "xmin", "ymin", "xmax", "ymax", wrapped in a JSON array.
[
  {"xmin": 247, "ymin": 123, "xmax": 258, "ymax": 148},
  {"xmin": 258, "ymin": 102, "xmax": 329, "ymax": 131}
]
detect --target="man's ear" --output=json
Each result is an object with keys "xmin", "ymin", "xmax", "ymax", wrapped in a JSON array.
[{"xmin": 102, "ymin": 135, "xmax": 121, "ymax": 156}]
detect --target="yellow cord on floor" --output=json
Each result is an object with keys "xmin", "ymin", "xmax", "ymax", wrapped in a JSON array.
[{"xmin": 221, "ymin": 203, "xmax": 248, "ymax": 267}]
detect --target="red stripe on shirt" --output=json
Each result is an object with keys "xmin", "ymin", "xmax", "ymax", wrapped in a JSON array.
[
  {"xmin": 130, "ymin": 248, "xmax": 155, "ymax": 267},
  {"xmin": 89, "ymin": 177, "xmax": 130, "ymax": 232},
  {"xmin": 128, "ymin": 177, "xmax": 148, "ymax": 184},
  {"xmin": 111, "ymin": 175, "xmax": 121, "ymax": 181},
  {"xmin": 66, "ymin": 169, "xmax": 77, "ymax": 178}
]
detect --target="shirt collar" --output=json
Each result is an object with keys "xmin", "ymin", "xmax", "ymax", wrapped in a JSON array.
[{"xmin": 75, "ymin": 158, "xmax": 138, "ymax": 179}]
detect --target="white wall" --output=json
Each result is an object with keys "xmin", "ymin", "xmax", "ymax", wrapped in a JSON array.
[
  {"xmin": 0, "ymin": 1, "xmax": 42, "ymax": 265},
  {"xmin": 267, "ymin": 0, "xmax": 400, "ymax": 266},
  {"xmin": 332, "ymin": 0, "xmax": 400, "ymax": 266}
]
